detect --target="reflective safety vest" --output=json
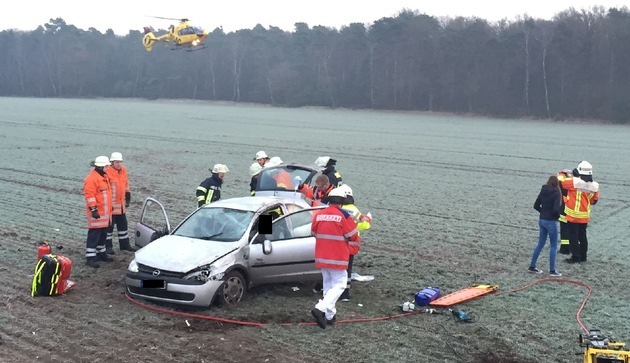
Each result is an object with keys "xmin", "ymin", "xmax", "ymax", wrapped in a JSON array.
[
  {"xmin": 107, "ymin": 165, "xmax": 129, "ymax": 215},
  {"xmin": 311, "ymin": 205, "xmax": 360, "ymax": 270},
  {"xmin": 342, "ymin": 204, "xmax": 371, "ymax": 236},
  {"xmin": 84, "ymin": 169, "xmax": 112, "ymax": 229},
  {"xmin": 561, "ymin": 177, "xmax": 599, "ymax": 223}
]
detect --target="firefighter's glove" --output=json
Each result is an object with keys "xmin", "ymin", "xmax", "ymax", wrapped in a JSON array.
[
  {"xmin": 125, "ymin": 192, "xmax": 131, "ymax": 207},
  {"xmin": 90, "ymin": 206, "xmax": 100, "ymax": 219},
  {"xmin": 198, "ymin": 201, "xmax": 204, "ymax": 208}
]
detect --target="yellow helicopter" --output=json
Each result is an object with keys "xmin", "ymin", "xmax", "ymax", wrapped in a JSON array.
[{"xmin": 142, "ymin": 17, "xmax": 208, "ymax": 52}]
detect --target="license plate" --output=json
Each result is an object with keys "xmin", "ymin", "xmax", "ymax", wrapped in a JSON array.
[{"xmin": 142, "ymin": 279, "xmax": 165, "ymax": 289}]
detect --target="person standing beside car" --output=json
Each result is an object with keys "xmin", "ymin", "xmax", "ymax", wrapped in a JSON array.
[
  {"xmin": 335, "ymin": 184, "xmax": 372, "ymax": 301},
  {"xmin": 83, "ymin": 156, "xmax": 114, "ymax": 268},
  {"xmin": 310, "ymin": 188, "xmax": 360, "ymax": 329},
  {"xmin": 299, "ymin": 174, "xmax": 334, "ymax": 205},
  {"xmin": 196, "ymin": 164, "xmax": 229, "ymax": 207},
  {"xmin": 254, "ymin": 151, "xmax": 270, "ymax": 167},
  {"xmin": 315, "ymin": 156, "xmax": 343, "ymax": 187},
  {"xmin": 105, "ymin": 152, "xmax": 135, "ymax": 253},
  {"xmin": 249, "ymin": 162, "xmax": 263, "ymax": 196},
  {"xmin": 528, "ymin": 175, "xmax": 562, "ymax": 277}
]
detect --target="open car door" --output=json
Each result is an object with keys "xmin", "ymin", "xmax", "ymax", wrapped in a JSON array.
[
  {"xmin": 134, "ymin": 197, "xmax": 171, "ymax": 249},
  {"xmin": 248, "ymin": 206, "xmax": 326, "ymax": 285}
]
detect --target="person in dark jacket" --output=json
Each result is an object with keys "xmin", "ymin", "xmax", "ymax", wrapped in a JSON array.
[
  {"xmin": 528, "ymin": 175, "xmax": 562, "ymax": 276},
  {"xmin": 314, "ymin": 156, "xmax": 343, "ymax": 187},
  {"xmin": 196, "ymin": 164, "xmax": 228, "ymax": 207}
]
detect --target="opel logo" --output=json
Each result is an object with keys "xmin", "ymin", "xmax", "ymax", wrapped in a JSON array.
[{"xmin": 152, "ymin": 269, "xmax": 161, "ymax": 277}]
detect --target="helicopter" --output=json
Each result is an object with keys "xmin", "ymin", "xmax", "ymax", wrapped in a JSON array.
[{"xmin": 142, "ymin": 17, "xmax": 208, "ymax": 52}]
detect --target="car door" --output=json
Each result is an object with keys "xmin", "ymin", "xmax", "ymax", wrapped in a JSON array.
[
  {"xmin": 135, "ymin": 197, "xmax": 171, "ymax": 249},
  {"xmin": 248, "ymin": 207, "xmax": 325, "ymax": 285}
]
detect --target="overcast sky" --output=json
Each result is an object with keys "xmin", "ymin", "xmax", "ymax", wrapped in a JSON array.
[{"xmin": 1, "ymin": 1, "xmax": 627, "ymax": 35}]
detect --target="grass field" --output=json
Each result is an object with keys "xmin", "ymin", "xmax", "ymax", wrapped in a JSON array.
[{"xmin": 1, "ymin": 97, "xmax": 629, "ymax": 362}]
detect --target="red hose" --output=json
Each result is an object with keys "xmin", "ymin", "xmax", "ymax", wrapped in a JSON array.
[
  {"xmin": 493, "ymin": 277, "xmax": 592, "ymax": 333},
  {"xmin": 126, "ymin": 277, "xmax": 593, "ymax": 331},
  {"xmin": 125, "ymin": 293, "xmax": 424, "ymax": 327}
]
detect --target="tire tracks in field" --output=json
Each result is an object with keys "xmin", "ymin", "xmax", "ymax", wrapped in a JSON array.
[
  {"xmin": 375, "ymin": 206, "xmax": 537, "ymax": 232},
  {"xmin": 7, "ymin": 120, "xmax": 630, "ymax": 185}
]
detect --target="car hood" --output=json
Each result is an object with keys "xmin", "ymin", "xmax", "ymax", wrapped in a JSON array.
[{"xmin": 135, "ymin": 235, "xmax": 239, "ymax": 273}]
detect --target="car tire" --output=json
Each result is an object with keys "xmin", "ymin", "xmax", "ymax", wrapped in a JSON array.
[{"xmin": 216, "ymin": 271, "xmax": 246, "ymax": 306}]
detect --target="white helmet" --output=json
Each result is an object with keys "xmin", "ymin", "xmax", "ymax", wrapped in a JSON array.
[
  {"xmin": 249, "ymin": 162, "xmax": 263, "ymax": 176},
  {"xmin": 254, "ymin": 151, "xmax": 268, "ymax": 160},
  {"xmin": 94, "ymin": 156, "xmax": 111, "ymax": 167},
  {"xmin": 264, "ymin": 156, "xmax": 283, "ymax": 168},
  {"xmin": 211, "ymin": 164, "xmax": 229, "ymax": 173},
  {"xmin": 577, "ymin": 161, "xmax": 593, "ymax": 176},
  {"xmin": 314, "ymin": 156, "xmax": 331, "ymax": 167},
  {"xmin": 327, "ymin": 187, "xmax": 346, "ymax": 198},
  {"xmin": 110, "ymin": 152, "xmax": 123, "ymax": 162},
  {"xmin": 337, "ymin": 184, "xmax": 353, "ymax": 197}
]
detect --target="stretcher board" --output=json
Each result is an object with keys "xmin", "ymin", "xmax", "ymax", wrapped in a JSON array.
[{"xmin": 429, "ymin": 284, "xmax": 499, "ymax": 307}]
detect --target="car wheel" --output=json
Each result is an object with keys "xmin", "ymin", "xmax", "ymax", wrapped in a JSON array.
[{"xmin": 216, "ymin": 271, "xmax": 246, "ymax": 306}]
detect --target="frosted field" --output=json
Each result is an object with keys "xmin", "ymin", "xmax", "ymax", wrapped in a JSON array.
[{"xmin": 1, "ymin": 97, "xmax": 629, "ymax": 362}]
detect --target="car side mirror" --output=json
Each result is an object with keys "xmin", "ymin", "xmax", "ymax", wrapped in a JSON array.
[{"xmin": 263, "ymin": 239, "xmax": 272, "ymax": 255}]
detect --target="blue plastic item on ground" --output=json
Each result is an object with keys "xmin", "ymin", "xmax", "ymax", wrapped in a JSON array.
[{"xmin": 414, "ymin": 287, "xmax": 441, "ymax": 306}]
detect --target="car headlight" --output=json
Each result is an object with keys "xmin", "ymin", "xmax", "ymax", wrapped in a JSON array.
[
  {"xmin": 183, "ymin": 266, "xmax": 224, "ymax": 282},
  {"xmin": 128, "ymin": 259, "xmax": 139, "ymax": 273}
]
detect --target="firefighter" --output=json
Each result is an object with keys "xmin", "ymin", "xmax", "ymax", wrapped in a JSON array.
[
  {"xmin": 196, "ymin": 164, "xmax": 229, "ymax": 207},
  {"xmin": 83, "ymin": 156, "xmax": 114, "ymax": 268},
  {"xmin": 310, "ymin": 187, "xmax": 360, "ymax": 329},
  {"xmin": 562, "ymin": 161, "xmax": 599, "ymax": 263},
  {"xmin": 264, "ymin": 156, "xmax": 293, "ymax": 189},
  {"xmin": 315, "ymin": 156, "xmax": 343, "ymax": 187},
  {"xmin": 556, "ymin": 169, "xmax": 573, "ymax": 254},
  {"xmin": 249, "ymin": 162, "xmax": 263, "ymax": 196},
  {"xmin": 335, "ymin": 184, "xmax": 372, "ymax": 302},
  {"xmin": 254, "ymin": 151, "xmax": 270, "ymax": 167},
  {"xmin": 105, "ymin": 152, "xmax": 134, "ymax": 253},
  {"xmin": 298, "ymin": 174, "xmax": 334, "ymax": 205}
]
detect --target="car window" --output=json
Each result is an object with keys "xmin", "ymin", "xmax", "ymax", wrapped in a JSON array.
[
  {"xmin": 173, "ymin": 207, "xmax": 254, "ymax": 242},
  {"xmin": 268, "ymin": 208, "xmax": 322, "ymax": 241},
  {"xmin": 285, "ymin": 203, "xmax": 304, "ymax": 214},
  {"xmin": 257, "ymin": 166, "xmax": 314, "ymax": 191}
]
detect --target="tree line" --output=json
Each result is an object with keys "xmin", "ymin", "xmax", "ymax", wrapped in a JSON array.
[{"xmin": 1, "ymin": 7, "xmax": 629, "ymax": 123}]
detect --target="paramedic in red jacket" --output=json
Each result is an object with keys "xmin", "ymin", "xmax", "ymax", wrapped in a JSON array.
[
  {"xmin": 310, "ymin": 188, "xmax": 360, "ymax": 329},
  {"xmin": 83, "ymin": 156, "xmax": 114, "ymax": 268}
]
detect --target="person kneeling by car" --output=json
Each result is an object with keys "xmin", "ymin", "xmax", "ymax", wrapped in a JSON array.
[{"xmin": 310, "ymin": 188, "xmax": 360, "ymax": 329}]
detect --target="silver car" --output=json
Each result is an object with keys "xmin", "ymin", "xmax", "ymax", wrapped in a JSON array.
[{"xmin": 126, "ymin": 164, "xmax": 327, "ymax": 307}]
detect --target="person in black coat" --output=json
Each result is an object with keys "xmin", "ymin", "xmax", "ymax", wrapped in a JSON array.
[
  {"xmin": 315, "ymin": 156, "xmax": 343, "ymax": 187},
  {"xmin": 528, "ymin": 175, "xmax": 563, "ymax": 276}
]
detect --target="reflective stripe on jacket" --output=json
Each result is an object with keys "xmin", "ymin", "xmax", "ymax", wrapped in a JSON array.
[
  {"xmin": 311, "ymin": 205, "xmax": 360, "ymax": 270},
  {"xmin": 342, "ymin": 204, "xmax": 371, "ymax": 234},
  {"xmin": 561, "ymin": 177, "xmax": 599, "ymax": 223},
  {"xmin": 107, "ymin": 165, "xmax": 129, "ymax": 215},
  {"xmin": 84, "ymin": 169, "xmax": 112, "ymax": 229},
  {"xmin": 196, "ymin": 174, "xmax": 223, "ymax": 206}
]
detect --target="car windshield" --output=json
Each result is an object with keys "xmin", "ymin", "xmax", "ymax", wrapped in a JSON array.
[
  {"xmin": 173, "ymin": 207, "xmax": 254, "ymax": 242},
  {"xmin": 257, "ymin": 166, "xmax": 314, "ymax": 191}
]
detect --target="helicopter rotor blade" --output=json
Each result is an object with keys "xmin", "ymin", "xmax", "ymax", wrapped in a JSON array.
[{"xmin": 147, "ymin": 16, "xmax": 190, "ymax": 22}]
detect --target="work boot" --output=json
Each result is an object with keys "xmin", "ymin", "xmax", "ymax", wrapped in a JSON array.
[
  {"xmin": 311, "ymin": 309, "xmax": 326, "ymax": 329},
  {"xmin": 312, "ymin": 282, "xmax": 323, "ymax": 294},
  {"xmin": 86, "ymin": 257, "xmax": 101, "ymax": 269},
  {"xmin": 326, "ymin": 315, "xmax": 336, "ymax": 326},
  {"xmin": 105, "ymin": 247, "xmax": 115, "ymax": 255},
  {"xmin": 119, "ymin": 242, "xmax": 137, "ymax": 252},
  {"xmin": 340, "ymin": 289, "xmax": 351, "ymax": 302},
  {"xmin": 97, "ymin": 253, "xmax": 114, "ymax": 262}
]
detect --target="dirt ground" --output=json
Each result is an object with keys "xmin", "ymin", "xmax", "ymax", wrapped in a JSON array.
[{"xmin": 2, "ymin": 98, "xmax": 629, "ymax": 363}]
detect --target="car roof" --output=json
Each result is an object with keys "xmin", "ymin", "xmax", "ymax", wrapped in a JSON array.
[{"xmin": 203, "ymin": 195, "xmax": 310, "ymax": 212}]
